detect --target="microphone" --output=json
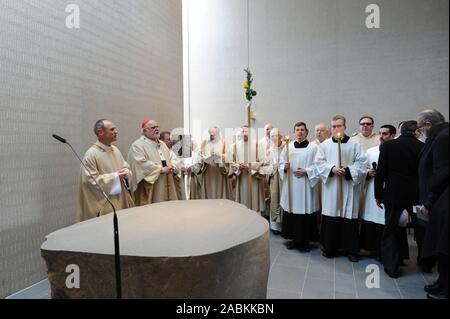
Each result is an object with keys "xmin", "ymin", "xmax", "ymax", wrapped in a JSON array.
[
  {"xmin": 52, "ymin": 134, "xmax": 122, "ymax": 299},
  {"xmin": 52, "ymin": 134, "xmax": 67, "ymax": 144},
  {"xmin": 372, "ymin": 162, "xmax": 377, "ymax": 170}
]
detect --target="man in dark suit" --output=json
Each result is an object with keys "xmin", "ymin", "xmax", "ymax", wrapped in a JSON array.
[
  {"xmin": 417, "ymin": 109, "xmax": 449, "ymax": 299},
  {"xmin": 375, "ymin": 121, "xmax": 424, "ymax": 278}
]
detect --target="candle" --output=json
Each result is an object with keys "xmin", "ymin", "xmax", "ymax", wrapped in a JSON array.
[{"xmin": 337, "ymin": 132, "xmax": 342, "ymax": 168}]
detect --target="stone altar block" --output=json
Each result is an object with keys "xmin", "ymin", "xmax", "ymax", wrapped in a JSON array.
[{"xmin": 41, "ymin": 199, "xmax": 270, "ymax": 298}]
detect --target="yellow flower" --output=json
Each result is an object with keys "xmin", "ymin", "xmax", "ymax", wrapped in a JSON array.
[{"xmin": 243, "ymin": 82, "xmax": 250, "ymax": 89}]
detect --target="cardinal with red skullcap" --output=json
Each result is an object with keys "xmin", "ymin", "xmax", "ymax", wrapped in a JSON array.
[{"xmin": 127, "ymin": 119, "xmax": 180, "ymax": 205}]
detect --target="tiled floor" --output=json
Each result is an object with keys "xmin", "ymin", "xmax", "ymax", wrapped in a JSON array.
[
  {"xmin": 7, "ymin": 232, "xmax": 436, "ymax": 299},
  {"xmin": 6, "ymin": 279, "xmax": 51, "ymax": 299},
  {"xmin": 267, "ymin": 232, "xmax": 438, "ymax": 299}
]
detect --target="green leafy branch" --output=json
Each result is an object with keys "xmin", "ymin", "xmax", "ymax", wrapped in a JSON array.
[{"xmin": 243, "ymin": 68, "xmax": 257, "ymax": 101}]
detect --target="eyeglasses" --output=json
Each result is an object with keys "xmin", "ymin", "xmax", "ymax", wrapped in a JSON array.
[{"xmin": 360, "ymin": 122, "xmax": 373, "ymax": 126}]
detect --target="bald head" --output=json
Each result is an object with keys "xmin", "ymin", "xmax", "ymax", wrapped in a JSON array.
[
  {"xmin": 264, "ymin": 123, "xmax": 273, "ymax": 138},
  {"xmin": 208, "ymin": 126, "xmax": 220, "ymax": 141},
  {"xmin": 315, "ymin": 122, "xmax": 330, "ymax": 143},
  {"xmin": 270, "ymin": 128, "xmax": 282, "ymax": 146}
]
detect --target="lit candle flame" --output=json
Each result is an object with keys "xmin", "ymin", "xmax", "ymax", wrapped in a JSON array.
[{"xmin": 336, "ymin": 132, "xmax": 341, "ymax": 139}]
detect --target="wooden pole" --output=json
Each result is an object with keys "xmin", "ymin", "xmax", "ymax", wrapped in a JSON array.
[{"xmin": 247, "ymin": 103, "xmax": 253, "ymax": 210}]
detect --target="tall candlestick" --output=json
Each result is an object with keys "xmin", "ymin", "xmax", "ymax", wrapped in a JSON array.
[
  {"xmin": 336, "ymin": 132, "xmax": 343, "ymax": 217},
  {"xmin": 247, "ymin": 103, "xmax": 253, "ymax": 210},
  {"xmin": 284, "ymin": 135, "xmax": 292, "ymax": 213}
]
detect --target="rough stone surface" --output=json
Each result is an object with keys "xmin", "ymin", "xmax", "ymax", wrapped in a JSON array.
[{"xmin": 41, "ymin": 200, "xmax": 270, "ymax": 299}]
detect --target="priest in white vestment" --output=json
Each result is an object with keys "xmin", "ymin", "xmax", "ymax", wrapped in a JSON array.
[
  {"xmin": 191, "ymin": 127, "xmax": 231, "ymax": 199},
  {"xmin": 79, "ymin": 119, "xmax": 134, "ymax": 221},
  {"xmin": 160, "ymin": 131, "xmax": 187, "ymax": 200},
  {"xmin": 259, "ymin": 128, "xmax": 285, "ymax": 234},
  {"xmin": 313, "ymin": 123, "xmax": 330, "ymax": 145},
  {"xmin": 127, "ymin": 120, "xmax": 179, "ymax": 206},
  {"xmin": 187, "ymin": 141, "xmax": 203, "ymax": 200},
  {"xmin": 259, "ymin": 123, "xmax": 274, "ymax": 218},
  {"xmin": 350, "ymin": 116, "xmax": 380, "ymax": 152},
  {"xmin": 312, "ymin": 122, "xmax": 331, "ymax": 236},
  {"xmin": 229, "ymin": 125, "xmax": 267, "ymax": 213},
  {"xmin": 315, "ymin": 115, "xmax": 367, "ymax": 262},
  {"xmin": 360, "ymin": 125, "xmax": 397, "ymax": 260},
  {"xmin": 279, "ymin": 122, "xmax": 320, "ymax": 252}
]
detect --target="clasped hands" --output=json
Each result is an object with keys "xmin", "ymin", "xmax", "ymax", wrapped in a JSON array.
[
  {"xmin": 117, "ymin": 168, "xmax": 128, "ymax": 180},
  {"xmin": 161, "ymin": 164, "xmax": 176, "ymax": 174},
  {"xmin": 284, "ymin": 162, "xmax": 307, "ymax": 178},
  {"xmin": 332, "ymin": 165, "xmax": 347, "ymax": 177}
]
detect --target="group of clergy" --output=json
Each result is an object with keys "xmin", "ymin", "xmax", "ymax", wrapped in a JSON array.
[{"xmin": 78, "ymin": 115, "xmax": 408, "ymax": 264}]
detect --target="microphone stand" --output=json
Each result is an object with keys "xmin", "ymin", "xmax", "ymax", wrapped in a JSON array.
[{"xmin": 52, "ymin": 135, "xmax": 122, "ymax": 299}]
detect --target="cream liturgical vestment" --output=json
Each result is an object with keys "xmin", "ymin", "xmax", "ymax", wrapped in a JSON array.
[
  {"xmin": 350, "ymin": 132, "xmax": 380, "ymax": 152},
  {"xmin": 79, "ymin": 141, "xmax": 134, "ymax": 221},
  {"xmin": 188, "ymin": 147, "xmax": 202, "ymax": 200},
  {"xmin": 127, "ymin": 136, "xmax": 179, "ymax": 206},
  {"xmin": 192, "ymin": 139, "xmax": 231, "ymax": 199},
  {"xmin": 170, "ymin": 149, "xmax": 187, "ymax": 200},
  {"xmin": 259, "ymin": 141, "xmax": 285, "ymax": 231},
  {"xmin": 230, "ymin": 139, "xmax": 267, "ymax": 212}
]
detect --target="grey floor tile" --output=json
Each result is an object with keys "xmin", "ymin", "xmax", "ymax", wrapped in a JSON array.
[
  {"xmin": 398, "ymin": 284, "xmax": 427, "ymax": 299},
  {"xmin": 395, "ymin": 272, "xmax": 427, "ymax": 286},
  {"xmin": 310, "ymin": 256, "xmax": 335, "ymax": 267},
  {"xmin": 37, "ymin": 291, "xmax": 51, "ymax": 299},
  {"xmin": 335, "ymin": 273, "xmax": 356, "ymax": 294},
  {"xmin": 334, "ymin": 257, "xmax": 354, "ymax": 275},
  {"xmin": 301, "ymin": 278, "xmax": 334, "ymax": 299},
  {"xmin": 6, "ymin": 279, "xmax": 50, "ymax": 299},
  {"xmin": 309, "ymin": 247, "xmax": 324, "ymax": 257},
  {"xmin": 267, "ymin": 288, "xmax": 301, "ymax": 299},
  {"xmin": 270, "ymin": 248, "xmax": 281, "ymax": 265},
  {"xmin": 307, "ymin": 264, "xmax": 334, "ymax": 281},
  {"xmin": 275, "ymin": 251, "xmax": 309, "ymax": 268},
  {"xmin": 335, "ymin": 292, "xmax": 357, "ymax": 299},
  {"xmin": 421, "ymin": 272, "xmax": 439, "ymax": 284},
  {"xmin": 357, "ymin": 287, "xmax": 402, "ymax": 299},
  {"xmin": 268, "ymin": 264, "xmax": 306, "ymax": 292},
  {"xmin": 400, "ymin": 291, "xmax": 427, "ymax": 299}
]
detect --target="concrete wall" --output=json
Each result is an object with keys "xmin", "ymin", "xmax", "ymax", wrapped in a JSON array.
[
  {"xmin": 0, "ymin": 0, "xmax": 183, "ymax": 297},
  {"xmin": 185, "ymin": 0, "xmax": 449, "ymax": 141}
]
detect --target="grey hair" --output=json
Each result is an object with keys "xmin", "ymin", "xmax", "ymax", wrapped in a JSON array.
[
  {"xmin": 208, "ymin": 126, "xmax": 220, "ymax": 133},
  {"xmin": 418, "ymin": 109, "xmax": 446, "ymax": 126},
  {"xmin": 94, "ymin": 119, "xmax": 107, "ymax": 135}
]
